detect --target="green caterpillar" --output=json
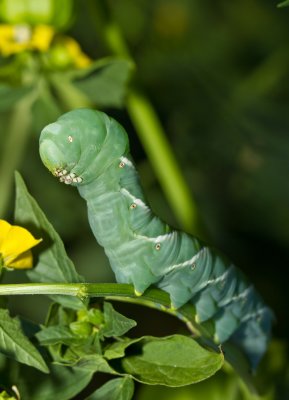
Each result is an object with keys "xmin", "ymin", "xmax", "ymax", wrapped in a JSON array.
[{"xmin": 39, "ymin": 108, "xmax": 272, "ymax": 369}]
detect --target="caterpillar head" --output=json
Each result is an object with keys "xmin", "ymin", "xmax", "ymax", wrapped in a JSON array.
[{"xmin": 39, "ymin": 108, "xmax": 128, "ymax": 185}]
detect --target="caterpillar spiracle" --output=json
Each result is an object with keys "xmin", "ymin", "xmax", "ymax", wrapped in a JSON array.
[{"xmin": 39, "ymin": 108, "xmax": 273, "ymax": 370}]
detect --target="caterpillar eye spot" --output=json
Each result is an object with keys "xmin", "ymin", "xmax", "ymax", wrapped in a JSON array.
[
  {"xmin": 191, "ymin": 263, "xmax": 196, "ymax": 270},
  {"xmin": 119, "ymin": 161, "xmax": 125, "ymax": 168},
  {"xmin": 155, "ymin": 243, "xmax": 161, "ymax": 251},
  {"xmin": 130, "ymin": 203, "xmax": 137, "ymax": 209},
  {"xmin": 68, "ymin": 135, "xmax": 73, "ymax": 143}
]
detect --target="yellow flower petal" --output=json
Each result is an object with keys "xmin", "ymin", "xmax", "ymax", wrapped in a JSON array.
[
  {"xmin": 2, "ymin": 225, "xmax": 41, "ymax": 259},
  {"xmin": 63, "ymin": 36, "xmax": 91, "ymax": 68},
  {"xmin": 0, "ymin": 24, "xmax": 30, "ymax": 56},
  {"xmin": 31, "ymin": 25, "xmax": 55, "ymax": 52},
  {"xmin": 0, "ymin": 24, "xmax": 55, "ymax": 56},
  {"xmin": 0, "ymin": 219, "xmax": 42, "ymax": 268},
  {"xmin": 0, "ymin": 220, "xmax": 12, "ymax": 248},
  {"xmin": 8, "ymin": 249, "xmax": 33, "ymax": 269}
]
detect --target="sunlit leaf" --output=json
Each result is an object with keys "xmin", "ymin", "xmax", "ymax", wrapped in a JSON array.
[
  {"xmin": 101, "ymin": 302, "xmax": 137, "ymax": 338},
  {"xmin": 121, "ymin": 335, "xmax": 224, "ymax": 387}
]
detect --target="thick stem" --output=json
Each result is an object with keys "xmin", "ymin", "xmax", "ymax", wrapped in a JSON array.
[
  {"xmin": 0, "ymin": 282, "xmax": 204, "ymax": 337},
  {"xmin": 49, "ymin": 73, "xmax": 91, "ymax": 110},
  {"xmin": 0, "ymin": 282, "xmax": 170, "ymax": 304}
]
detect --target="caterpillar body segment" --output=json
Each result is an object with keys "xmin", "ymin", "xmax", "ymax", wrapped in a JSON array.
[{"xmin": 39, "ymin": 109, "xmax": 273, "ymax": 369}]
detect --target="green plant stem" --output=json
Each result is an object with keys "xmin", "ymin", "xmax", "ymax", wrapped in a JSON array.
[
  {"xmin": 87, "ymin": 0, "xmax": 200, "ymax": 235},
  {"xmin": 0, "ymin": 282, "xmax": 133, "ymax": 297},
  {"xmin": 49, "ymin": 73, "xmax": 91, "ymax": 110},
  {"xmin": 0, "ymin": 282, "xmax": 203, "ymax": 336},
  {"xmin": 0, "ymin": 280, "xmax": 254, "ymax": 391},
  {"xmin": 0, "ymin": 281, "xmax": 255, "ymax": 390}
]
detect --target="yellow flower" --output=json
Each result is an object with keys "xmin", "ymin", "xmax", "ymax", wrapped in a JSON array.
[
  {"xmin": 48, "ymin": 36, "xmax": 91, "ymax": 69},
  {"xmin": 0, "ymin": 220, "xmax": 42, "ymax": 270},
  {"xmin": 0, "ymin": 24, "xmax": 28, "ymax": 56},
  {"xmin": 30, "ymin": 24, "xmax": 55, "ymax": 52},
  {"xmin": 0, "ymin": 23, "xmax": 90, "ymax": 70},
  {"xmin": 0, "ymin": 23, "xmax": 54, "ymax": 56},
  {"xmin": 63, "ymin": 36, "xmax": 91, "ymax": 68}
]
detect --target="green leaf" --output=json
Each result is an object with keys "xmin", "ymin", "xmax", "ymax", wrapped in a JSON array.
[
  {"xmin": 36, "ymin": 325, "xmax": 79, "ymax": 346},
  {"xmin": 60, "ymin": 335, "xmax": 102, "ymax": 364},
  {"xmin": 37, "ymin": 323, "xmax": 95, "ymax": 347},
  {"xmin": 73, "ymin": 58, "xmax": 134, "ymax": 108},
  {"xmin": 16, "ymin": 363, "xmax": 93, "ymax": 400},
  {"xmin": 101, "ymin": 302, "xmax": 137, "ymax": 338},
  {"xmin": 277, "ymin": 0, "xmax": 289, "ymax": 7},
  {"xmin": 0, "ymin": 84, "xmax": 32, "ymax": 111},
  {"xmin": 104, "ymin": 337, "xmax": 142, "ymax": 360},
  {"xmin": 31, "ymin": 80, "xmax": 62, "ymax": 133},
  {"xmin": 69, "ymin": 320, "xmax": 93, "ymax": 337},
  {"xmin": 78, "ymin": 308, "xmax": 104, "ymax": 326},
  {"xmin": 131, "ymin": 372, "xmax": 265, "ymax": 400},
  {"xmin": 121, "ymin": 335, "xmax": 224, "ymax": 387},
  {"xmin": 0, "ymin": 390, "xmax": 16, "ymax": 400},
  {"xmin": 14, "ymin": 172, "xmax": 84, "ymax": 308},
  {"xmin": 45, "ymin": 303, "xmax": 76, "ymax": 327},
  {"xmin": 0, "ymin": 308, "xmax": 48, "ymax": 373},
  {"xmin": 72, "ymin": 354, "xmax": 117, "ymax": 374},
  {"xmin": 86, "ymin": 377, "xmax": 134, "ymax": 400}
]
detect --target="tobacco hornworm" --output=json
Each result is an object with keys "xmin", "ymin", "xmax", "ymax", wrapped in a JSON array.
[{"xmin": 39, "ymin": 109, "xmax": 273, "ymax": 369}]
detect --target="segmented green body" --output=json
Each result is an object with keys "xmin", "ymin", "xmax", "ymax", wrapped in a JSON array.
[{"xmin": 39, "ymin": 109, "xmax": 272, "ymax": 369}]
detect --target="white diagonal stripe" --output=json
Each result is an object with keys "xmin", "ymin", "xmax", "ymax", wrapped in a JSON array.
[
  {"xmin": 120, "ymin": 188, "xmax": 149, "ymax": 210},
  {"xmin": 120, "ymin": 156, "xmax": 135, "ymax": 168}
]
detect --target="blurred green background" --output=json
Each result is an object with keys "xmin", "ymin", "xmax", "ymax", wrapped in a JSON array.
[{"xmin": 0, "ymin": 0, "xmax": 289, "ymax": 398}]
